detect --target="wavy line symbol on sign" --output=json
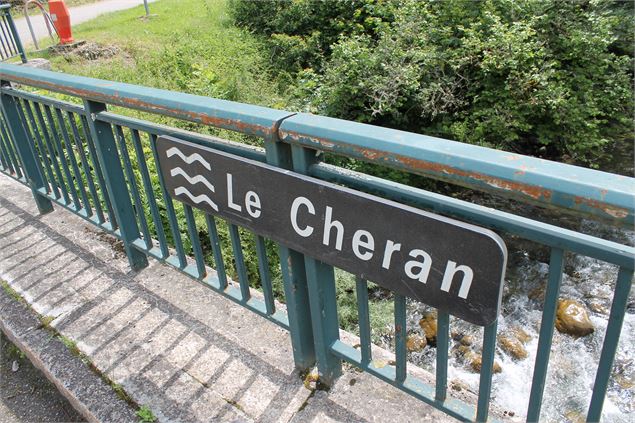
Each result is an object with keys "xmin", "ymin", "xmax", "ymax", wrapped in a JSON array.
[
  {"xmin": 166, "ymin": 147, "xmax": 211, "ymax": 170},
  {"xmin": 174, "ymin": 187, "xmax": 219, "ymax": 211},
  {"xmin": 170, "ymin": 167, "xmax": 216, "ymax": 193}
]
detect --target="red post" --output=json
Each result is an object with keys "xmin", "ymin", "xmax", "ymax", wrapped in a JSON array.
[{"xmin": 48, "ymin": 0, "xmax": 74, "ymax": 44}]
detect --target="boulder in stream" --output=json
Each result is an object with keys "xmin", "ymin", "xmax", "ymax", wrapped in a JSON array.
[
  {"xmin": 555, "ymin": 299, "xmax": 595, "ymax": 337},
  {"xmin": 418, "ymin": 312, "xmax": 437, "ymax": 345}
]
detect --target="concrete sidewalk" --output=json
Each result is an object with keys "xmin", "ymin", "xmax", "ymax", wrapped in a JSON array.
[
  {"xmin": 0, "ymin": 173, "xmax": 459, "ymax": 422},
  {"xmin": 14, "ymin": 0, "xmax": 158, "ymax": 46}
]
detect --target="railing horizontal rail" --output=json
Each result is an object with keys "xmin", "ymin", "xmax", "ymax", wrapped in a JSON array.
[
  {"xmin": 278, "ymin": 113, "xmax": 635, "ymax": 228},
  {"xmin": 310, "ymin": 163, "xmax": 635, "ymax": 269},
  {"xmin": 0, "ymin": 64, "xmax": 293, "ymax": 138},
  {"xmin": 95, "ymin": 112, "xmax": 266, "ymax": 163},
  {"xmin": 331, "ymin": 340, "xmax": 480, "ymax": 422},
  {"xmin": 2, "ymin": 64, "xmax": 632, "ymax": 227},
  {"xmin": 6, "ymin": 89, "xmax": 87, "ymax": 115}
]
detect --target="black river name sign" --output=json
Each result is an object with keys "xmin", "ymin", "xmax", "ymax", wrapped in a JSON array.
[{"xmin": 156, "ymin": 136, "xmax": 507, "ymax": 326}]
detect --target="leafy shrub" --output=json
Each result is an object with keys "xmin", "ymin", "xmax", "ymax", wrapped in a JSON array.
[{"xmin": 232, "ymin": 0, "xmax": 634, "ymax": 166}]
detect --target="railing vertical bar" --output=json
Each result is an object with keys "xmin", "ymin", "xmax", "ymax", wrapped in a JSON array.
[
  {"xmin": 114, "ymin": 125, "xmax": 151, "ymax": 248},
  {"xmin": 291, "ymin": 144, "xmax": 341, "ymax": 384},
  {"xmin": 2, "ymin": 14, "xmax": 19, "ymax": 59},
  {"xmin": 204, "ymin": 213, "xmax": 227, "ymax": 289},
  {"xmin": 79, "ymin": 114, "xmax": 117, "ymax": 229},
  {"xmin": 43, "ymin": 104, "xmax": 77, "ymax": 206},
  {"xmin": 476, "ymin": 320, "xmax": 498, "ymax": 422},
  {"xmin": 394, "ymin": 294, "xmax": 407, "ymax": 384},
  {"xmin": 254, "ymin": 235, "xmax": 275, "ymax": 314},
  {"xmin": 0, "ymin": 125, "xmax": 9, "ymax": 171},
  {"xmin": 228, "ymin": 223, "xmax": 250, "ymax": 301},
  {"xmin": 0, "ymin": 119, "xmax": 18, "ymax": 176},
  {"xmin": 68, "ymin": 111, "xmax": 103, "ymax": 221},
  {"xmin": 55, "ymin": 107, "xmax": 90, "ymax": 214},
  {"xmin": 2, "ymin": 117, "xmax": 25, "ymax": 177},
  {"xmin": 355, "ymin": 277, "xmax": 372, "ymax": 365},
  {"xmin": 16, "ymin": 99, "xmax": 49, "ymax": 191},
  {"xmin": 435, "ymin": 311, "xmax": 450, "ymax": 402},
  {"xmin": 263, "ymin": 132, "xmax": 316, "ymax": 371},
  {"xmin": 587, "ymin": 266, "xmax": 634, "ymax": 422},
  {"xmin": 7, "ymin": 11, "xmax": 27, "ymax": 64},
  {"xmin": 183, "ymin": 204, "xmax": 206, "ymax": 279},
  {"xmin": 0, "ymin": 85, "xmax": 52, "ymax": 213},
  {"xmin": 149, "ymin": 132, "xmax": 187, "ymax": 267},
  {"xmin": 35, "ymin": 102, "xmax": 67, "ymax": 203},
  {"xmin": 0, "ymin": 139, "xmax": 7, "ymax": 172},
  {"xmin": 1, "ymin": 16, "xmax": 17, "ymax": 56},
  {"xmin": 83, "ymin": 100, "xmax": 148, "ymax": 270},
  {"xmin": 130, "ymin": 128, "xmax": 168, "ymax": 256},
  {"xmin": 0, "ymin": 17, "xmax": 12, "ymax": 59},
  {"xmin": 23, "ymin": 99, "xmax": 59, "ymax": 198},
  {"xmin": 526, "ymin": 248, "xmax": 565, "ymax": 422}
]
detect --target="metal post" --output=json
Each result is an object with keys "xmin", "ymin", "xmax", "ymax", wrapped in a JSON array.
[
  {"xmin": 143, "ymin": 0, "xmax": 150, "ymax": 17},
  {"xmin": 0, "ymin": 82, "xmax": 53, "ymax": 213},
  {"xmin": 290, "ymin": 144, "xmax": 342, "ymax": 386},
  {"xmin": 263, "ymin": 130, "xmax": 316, "ymax": 371},
  {"xmin": 83, "ymin": 100, "xmax": 148, "ymax": 271}
]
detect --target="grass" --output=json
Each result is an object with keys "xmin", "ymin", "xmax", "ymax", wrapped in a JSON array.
[
  {"xmin": 6, "ymin": 342, "xmax": 26, "ymax": 361},
  {"xmin": 30, "ymin": 0, "xmax": 286, "ymax": 145},
  {"xmin": 59, "ymin": 336, "xmax": 82, "ymax": 356},
  {"xmin": 136, "ymin": 405, "xmax": 157, "ymax": 423},
  {"xmin": 1, "ymin": 280, "xmax": 25, "ymax": 304},
  {"xmin": 39, "ymin": 315, "xmax": 55, "ymax": 329}
]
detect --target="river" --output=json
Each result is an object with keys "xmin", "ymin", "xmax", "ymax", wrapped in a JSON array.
[{"xmin": 392, "ymin": 218, "xmax": 634, "ymax": 422}]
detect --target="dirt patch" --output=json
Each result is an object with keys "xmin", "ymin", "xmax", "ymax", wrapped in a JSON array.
[
  {"xmin": 83, "ymin": 226, "xmax": 126, "ymax": 259},
  {"xmin": 51, "ymin": 42, "xmax": 123, "ymax": 61},
  {"xmin": 73, "ymin": 42, "xmax": 121, "ymax": 60}
]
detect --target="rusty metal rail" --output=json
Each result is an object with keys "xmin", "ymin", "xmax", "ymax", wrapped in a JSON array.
[{"xmin": 1, "ymin": 64, "xmax": 633, "ymax": 227}]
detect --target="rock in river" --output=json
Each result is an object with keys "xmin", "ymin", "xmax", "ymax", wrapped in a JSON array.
[
  {"xmin": 418, "ymin": 312, "xmax": 437, "ymax": 344},
  {"xmin": 555, "ymin": 299, "xmax": 594, "ymax": 338}
]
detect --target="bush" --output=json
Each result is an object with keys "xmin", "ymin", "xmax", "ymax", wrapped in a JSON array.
[{"xmin": 232, "ymin": 0, "xmax": 634, "ymax": 166}]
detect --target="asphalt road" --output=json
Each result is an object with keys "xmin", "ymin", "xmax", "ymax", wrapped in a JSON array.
[{"xmin": 0, "ymin": 333, "xmax": 85, "ymax": 423}]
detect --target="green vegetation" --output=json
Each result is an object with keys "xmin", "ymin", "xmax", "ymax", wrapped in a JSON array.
[
  {"xmin": 231, "ymin": 0, "xmax": 634, "ymax": 166},
  {"xmin": 59, "ymin": 335, "xmax": 82, "ymax": 356},
  {"xmin": 37, "ymin": 0, "xmax": 285, "ymax": 121},
  {"xmin": 136, "ymin": 405, "xmax": 157, "ymax": 423},
  {"xmin": 1, "ymin": 280, "xmax": 25, "ymax": 304},
  {"xmin": 6, "ymin": 342, "xmax": 26, "ymax": 361},
  {"xmin": 39, "ymin": 315, "xmax": 55, "ymax": 329}
]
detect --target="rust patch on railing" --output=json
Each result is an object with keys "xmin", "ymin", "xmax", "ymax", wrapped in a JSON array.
[
  {"xmin": 280, "ymin": 130, "xmax": 635, "ymax": 224},
  {"xmin": 281, "ymin": 130, "xmax": 553, "ymax": 201},
  {"xmin": 1, "ymin": 76, "xmax": 269, "ymax": 136},
  {"xmin": 397, "ymin": 155, "xmax": 552, "ymax": 201},
  {"xmin": 574, "ymin": 196, "xmax": 630, "ymax": 219}
]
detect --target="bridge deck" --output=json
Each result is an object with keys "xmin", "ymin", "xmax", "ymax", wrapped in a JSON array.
[{"xmin": 0, "ymin": 172, "xmax": 455, "ymax": 423}]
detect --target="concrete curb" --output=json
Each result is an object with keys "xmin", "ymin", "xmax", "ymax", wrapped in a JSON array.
[{"xmin": 0, "ymin": 287, "xmax": 138, "ymax": 423}]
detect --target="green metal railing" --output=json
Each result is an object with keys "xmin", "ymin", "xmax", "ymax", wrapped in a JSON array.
[
  {"xmin": 0, "ymin": 63, "xmax": 633, "ymax": 422},
  {"xmin": 0, "ymin": 5, "xmax": 26, "ymax": 64}
]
